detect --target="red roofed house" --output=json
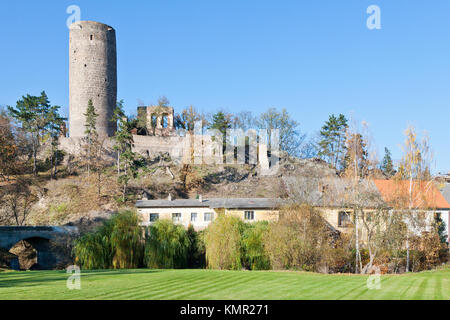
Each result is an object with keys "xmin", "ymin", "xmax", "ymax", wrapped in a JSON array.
[{"xmin": 373, "ymin": 179, "xmax": 450, "ymax": 242}]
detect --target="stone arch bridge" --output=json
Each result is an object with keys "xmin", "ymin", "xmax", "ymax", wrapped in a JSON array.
[{"xmin": 0, "ymin": 226, "xmax": 78, "ymax": 270}]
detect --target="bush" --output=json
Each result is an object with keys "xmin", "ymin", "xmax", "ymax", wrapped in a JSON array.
[
  {"xmin": 73, "ymin": 210, "xmax": 144, "ymax": 270},
  {"xmin": 187, "ymin": 225, "xmax": 206, "ymax": 268},
  {"xmin": 410, "ymin": 232, "xmax": 446, "ymax": 272},
  {"xmin": 204, "ymin": 215, "xmax": 245, "ymax": 270},
  {"xmin": 145, "ymin": 220, "xmax": 190, "ymax": 269},
  {"xmin": 264, "ymin": 204, "xmax": 334, "ymax": 272}
]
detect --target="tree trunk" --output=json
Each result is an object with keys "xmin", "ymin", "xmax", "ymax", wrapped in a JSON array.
[
  {"xmin": 406, "ymin": 234, "xmax": 410, "ymax": 273},
  {"xmin": 87, "ymin": 135, "xmax": 91, "ymax": 177},
  {"xmin": 32, "ymin": 142, "xmax": 37, "ymax": 176},
  {"xmin": 117, "ymin": 151, "xmax": 120, "ymax": 176},
  {"xmin": 355, "ymin": 209, "xmax": 359, "ymax": 274}
]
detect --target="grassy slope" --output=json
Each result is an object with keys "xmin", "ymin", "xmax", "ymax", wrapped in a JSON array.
[{"xmin": 0, "ymin": 268, "xmax": 448, "ymax": 300}]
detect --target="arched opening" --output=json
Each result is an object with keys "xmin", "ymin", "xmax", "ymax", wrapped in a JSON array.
[
  {"xmin": 162, "ymin": 114, "xmax": 168, "ymax": 128},
  {"xmin": 151, "ymin": 114, "xmax": 158, "ymax": 128},
  {"xmin": 9, "ymin": 239, "xmax": 38, "ymax": 270},
  {"xmin": 8, "ymin": 237, "xmax": 53, "ymax": 270}
]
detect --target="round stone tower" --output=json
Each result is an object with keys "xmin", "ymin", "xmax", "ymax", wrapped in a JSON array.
[{"xmin": 69, "ymin": 21, "xmax": 117, "ymax": 138}]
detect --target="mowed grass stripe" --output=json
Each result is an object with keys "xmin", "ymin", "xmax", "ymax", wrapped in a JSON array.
[
  {"xmin": 0, "ymin": 268, "xmax": 448, "ymax": 300},
  {"xmin": 273, "ymin": 274, "xmax": 361, "ymax": 300},
  {"xmin": 148, "ymin": 271, "xmax": 254, "ymax": 300},
  {"xmin": 94, "ymin": 270, "xmax": 201, "ymax": 300},
  {"xmin": 319, "ymin": 277, "xmax": 367, "ymax": 300},
  {"xmin": 180, "ymin": 272, "xmax": 265, "ymax": 300},
  {"xmin": 433, "ymin": 274, "xmax": 443, "ymax": 300},
  {"xmin": 130, "ymin": 270, "xmax": 228, "ymax": 300},
  {"xmin": 107, "ymin": 270, "xmax": 233, "ymax": 300}
]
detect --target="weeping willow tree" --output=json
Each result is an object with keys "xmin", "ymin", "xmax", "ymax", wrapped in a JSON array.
[
  {"xmin": 204, "ymin": 215, "xmax": 245, "ymax": 270},
  {"xmin": 73, "ymin": 210, "xmax": 144, "ymax": 269},
  {"xmin": 110, "ymin": 211, "xmax": 144, "ymax": 269},
  {"xmin": 145, "ymin": 220, "xmax": 190, "ymax": 269},
  {"xmin": 242, "ymin": 222, "xmax": 271, "ymax": 270},
  {"xmin": 72, "ymin": 232, "xmax": 111, "ymax": 270}
]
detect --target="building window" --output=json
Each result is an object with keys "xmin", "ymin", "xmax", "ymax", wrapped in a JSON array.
[
  {"xmin": 204, "ymin": 212, "xmax": 214, "ymax": 222},
  {"xmin": 90, "ymin": 34, "xmax": 93, "ymax": 41},
  {"xmin": 149, "ymin": 213, "xmax": 159, "ymax": 222},
  {"xmin": 338, "ymin": 211, "xmax": 352, "ymax": 227},
  {"xmin": 172, "ymin": 213, "xmax": 182, "ymax": 223},
  {"xmin": 191, "ymin": 213, "xmax": 197, "ymax": 222},
  {"xmin": 244, "ymin": 211, "xmax": 255, "ymax": 221}
]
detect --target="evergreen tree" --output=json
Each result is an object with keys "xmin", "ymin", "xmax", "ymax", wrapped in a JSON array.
[
  {"xmin": 47, "ymin": 105, "xmax": 66, "ymax": 179},
  {"xmin": 343, "ymin": 132, "xmax": 369, "ymax": 177},
  {"xmin": 8, "ymin": 91, "xmax": 62, "ymax": 175},
  {"xmin": 110, "ymin": 100, "xmax": 139, "ymax": 201},
  {"xmin": 318, "ymin": 114, "xmax": 348, "ymax": 170},
  {"xmin": 83, "ymin": 99, "xmax": 99, "ymax": 177},
  {"xmin": 209, "ymin": 111, "xmax": 232, "ymax": 156},
  {"xmin": 210, "ymin": 111, "xmax": 232, "ymax": 138},
  {"xmin": 111, "ymin": 100, "xmax": 134, "ymax": 176},
  {"xmin": 381, "ymin": 147, "xmax": 395, "ymax": 177},
  {"xmin": 435, "ymin": 212, "xmax": 448, "ymax": 244}
]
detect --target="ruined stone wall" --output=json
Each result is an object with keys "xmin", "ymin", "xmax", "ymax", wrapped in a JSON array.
[
  {"xmin": 69, "ymin": 21, "xmax": 117, "ymax": 138},
  {"xmin": 132, "ymin": 135, "xmax": 187, "ymax": 161},
  {"xmin": 60, "ymin": 133, "xmax": 272, "ymax": 169},
  {"xmin": 138, "ymin": 106, "xmax": 177, "ymax": 137}
]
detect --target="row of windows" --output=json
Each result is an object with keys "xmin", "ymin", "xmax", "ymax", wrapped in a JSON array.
[
  {"xmin": 149, "ymin": 211, "xmax": 256, "ymax": 223},
  {"xmin": 149, "ymin": 212, "xmax": 214, "ymax": 223},
  {"xmin": 150, "ymin": 114, "xmax": 170, "ymax": 128}
]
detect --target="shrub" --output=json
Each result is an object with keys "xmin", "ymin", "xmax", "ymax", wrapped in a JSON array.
[
  {"xmin": 264, "ymin": 204, "xmax": 334, "ymax": 272},
  {"xmin": 187, "ymin": 225, "xmax": 206, "ymax": 268},
  {"xmin": 410, "ymin": 232, "xmax": 446, "ymax": 272},
  {"xmin": 204, "ymin": 215, "xmax": 245, "ymax": 270},
  {"xmin": 73, "ymin": 210, "xmax": 144, "ymax": 269},
  {"xmin": 145, "ymin": 220, "xmax": 190, "ymax": 269}
]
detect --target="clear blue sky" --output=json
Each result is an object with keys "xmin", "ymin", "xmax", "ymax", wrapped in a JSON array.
[{"xmin": 1, "ymin": 0, "xmax": 449, "ymax": 172}]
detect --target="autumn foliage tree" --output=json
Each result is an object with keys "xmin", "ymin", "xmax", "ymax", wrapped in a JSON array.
[
  {"xmin": 0, "ymin": 109, "xmax": 18, "ymax": 180},
  {"xmin": 393, "ymin": 126, "xmax": 436, "ymax": 272},
  {"xmin": 204, "ymin": 215, "xmax": 244, "ymax": 270},
  {"xmin": 264, "ymin": 204, "xmax": 335, "ymax": 271}
]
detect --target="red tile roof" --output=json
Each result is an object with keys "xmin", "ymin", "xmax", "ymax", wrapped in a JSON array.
[{"xmin": 372, "ymin": 179, "xmax": 450, "ymax": 210}]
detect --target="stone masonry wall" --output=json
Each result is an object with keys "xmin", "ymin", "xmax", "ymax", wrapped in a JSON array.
[{"xmin": 69, "ymin": 21, "xmax": 117, "ymax": 138}]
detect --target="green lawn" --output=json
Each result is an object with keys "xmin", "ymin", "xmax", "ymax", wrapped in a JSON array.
[{"xmin": 0, "ymin": 267, "xmax": 448, "ymax": 300}]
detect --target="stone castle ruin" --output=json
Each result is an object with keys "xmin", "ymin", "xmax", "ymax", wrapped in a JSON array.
[
  {"xmin": 60, "ymin": 21, "xmax": 274, "ymax": 171},
  {"xmin": 69, "ymin": 21, "xmax": 117, "ymax": 138}
]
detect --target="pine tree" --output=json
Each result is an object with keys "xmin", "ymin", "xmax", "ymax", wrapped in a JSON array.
[
  {"xmin": 83, "ymin": 99, "xmax": 99, "ymax": 177},
  {"xmin": 209, "ymin": 111, "xmax": 232, "ymax": 157},
  {"xmin": 434, "ymin": 212, "xmax": 448, "ymax": 244},
  {"xmin": 8, "ymin": 91, "xmax": 62, "ymax": 175},
  {"xmin": 210, "ymin": 111, "xmax": 232, "ymax": 138},
  {"xmin": 111, "ymin": 100, "xmax": 133, "ymax": 176},
  {"xmin": 111, "ymin": 100, "xmax": 138, "ymax": 201},
  {"xmin": 318, "ymin": 114, "xmax": 348, "ymax": 170},
  {"xmin": 342, "ymin": 132, "xmax": 369, "ymax": 177},
  {"xmin": 47, "ymin": 105, "xmax": 66, "ymax": 179},
  {"xmin": 381, "ymin": 147, "xmax": 395, "ymax": 177}
]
